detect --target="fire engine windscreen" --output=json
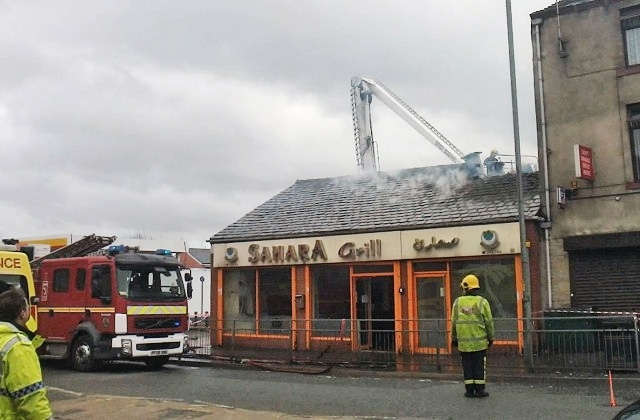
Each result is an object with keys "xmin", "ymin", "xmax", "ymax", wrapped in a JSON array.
[{"xmin": 117, "ymin": 266, "xmax": 187, "ymax": 301}]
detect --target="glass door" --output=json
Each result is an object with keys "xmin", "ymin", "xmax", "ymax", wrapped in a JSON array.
[
  {"xmin": 355, "ymin": 276, "xmax": 394, "ymax": 351},
  {"xmin": 415, "ymin": 275, "xmax": 447, "ymax": 351},
  {"xmin": 356, "ymin": 278, "xmax": 372, "ymax": 350}
]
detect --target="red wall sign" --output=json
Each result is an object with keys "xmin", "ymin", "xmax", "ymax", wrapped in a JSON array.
[{"xmin": 574, "ymin": 144, "xmax": 595, "ymax": 181}]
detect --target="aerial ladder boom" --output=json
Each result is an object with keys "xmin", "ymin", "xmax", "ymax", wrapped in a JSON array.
[{"xmin": 351, "ymin": 76, "xmax": 480, "ymax": 172}]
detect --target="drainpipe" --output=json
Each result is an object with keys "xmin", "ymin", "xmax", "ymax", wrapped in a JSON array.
[{"xmin": 533, "ymin": 18, "xmax": 553, "ymax": 308}]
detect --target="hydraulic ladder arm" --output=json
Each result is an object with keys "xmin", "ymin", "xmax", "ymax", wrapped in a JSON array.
[{"xmin": 351, "ymin": 76, "xmax": 480, "ymax": 173}]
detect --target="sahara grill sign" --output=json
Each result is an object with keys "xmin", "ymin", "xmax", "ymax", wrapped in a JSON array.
[
  {"xmin": 412, "ymin": 236, "xmax": 459, "ymax": 252},
  {"xmin": 224, "ymin": 239, "xmax": 384, "ymax": 265},
  {"xmin": 218, "ymin": 225, "xmax": 517, "ymax": 266}
]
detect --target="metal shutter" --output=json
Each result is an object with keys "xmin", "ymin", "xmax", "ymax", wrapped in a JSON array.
[{"xmin": 569, "ymin": 247, "xmax": 640, "ymax": 311}]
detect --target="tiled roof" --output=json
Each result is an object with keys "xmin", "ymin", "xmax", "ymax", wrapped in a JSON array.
[
  {"xmin": 209, "ymin": 166, "xmax": 542, "ymax": 244},
  {"xmin": 188, "ymin": 248, "xmax": 211, "ymax": 266},
  {"xmin": 178, "ymin": 252, "xmax": 204, "ymax": 269}
]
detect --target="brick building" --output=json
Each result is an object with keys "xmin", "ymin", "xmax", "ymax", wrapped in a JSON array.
[{"xmin": 531, "ymin": 0, "xmax": 640, "ymax": 311}]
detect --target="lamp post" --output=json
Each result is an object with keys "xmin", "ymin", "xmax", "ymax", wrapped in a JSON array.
[
  {"xmin": 505, "ymin": 0, "xmax": 533, "ymax": 369},
  {"xmin": 200, "ymin": 276, "xmax": 205, "ymax": 316}
]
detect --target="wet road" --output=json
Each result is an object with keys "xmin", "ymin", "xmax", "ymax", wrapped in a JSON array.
[{"xmin": 43, "ymin": 360, "xmax": 639, "ymax": 419}]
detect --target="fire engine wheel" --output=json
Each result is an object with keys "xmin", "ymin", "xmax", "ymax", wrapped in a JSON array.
[
  {"xmin": 145, "ymin": 356, "xmax": 170, "ymax": 370},
  {"xmin": 71, "ymin": 335, "xmax": 99, "ymax": 372}
]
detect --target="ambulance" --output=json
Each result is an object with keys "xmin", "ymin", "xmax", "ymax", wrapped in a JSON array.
[{"xmin": 0, "ymin": 242, "xmax": 39, "ymax": 331}]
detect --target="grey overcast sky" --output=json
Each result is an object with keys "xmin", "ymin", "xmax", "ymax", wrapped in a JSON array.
[{"xmin": 1, "ymin": 0, "xmax": 554, "ymax": 247}]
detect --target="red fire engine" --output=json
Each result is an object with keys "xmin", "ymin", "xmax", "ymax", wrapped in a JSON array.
[{"xmin": 30, "ymin": 235, "xmax": 193, "ymax": 371}]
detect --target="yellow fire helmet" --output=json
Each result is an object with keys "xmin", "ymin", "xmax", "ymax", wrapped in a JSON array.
[{"xmin": 461, "ymin": 274, "xmax": 480, "ymax": 291}]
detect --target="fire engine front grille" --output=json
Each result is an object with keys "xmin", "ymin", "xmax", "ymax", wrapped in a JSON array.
[
  {"xmin": 137, "ymin": 342, "xmax": 181, "ymax": 351},
  {"xmin": 134, "ymin": 317, "xmax": 183, "ymax": 330}
]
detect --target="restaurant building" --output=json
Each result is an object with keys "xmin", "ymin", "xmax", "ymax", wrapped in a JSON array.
[{"xmin": 208, "ymin": 166, "xmax": 542, "ymax": 359}]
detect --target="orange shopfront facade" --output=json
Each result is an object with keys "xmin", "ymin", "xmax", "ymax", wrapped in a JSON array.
[{"xmin": 210, "ymin": 221, "xmax": 540, "ymax": 358}]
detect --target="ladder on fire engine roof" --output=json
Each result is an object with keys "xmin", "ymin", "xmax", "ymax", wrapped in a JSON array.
[{"xmin": 30, "ymin": 234, "xmax": 117, "ymax": 268}]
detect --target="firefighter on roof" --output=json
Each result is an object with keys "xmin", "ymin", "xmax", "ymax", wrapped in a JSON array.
[
  {"xmin": 451, "ymin": 274, "xmax": 495, "ymax": 398},
  {"xmin": 0, "ymin": 286, "xmax": 53, "ymax": 419}
]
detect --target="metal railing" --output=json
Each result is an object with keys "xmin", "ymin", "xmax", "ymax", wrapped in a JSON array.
[
  {"xmin": 185, "ymin": 324, "xmax": 211, "ymax": 356},
  {"xmin": 183, "ymin": 314, "xmax": 640, "ymax": 374}
]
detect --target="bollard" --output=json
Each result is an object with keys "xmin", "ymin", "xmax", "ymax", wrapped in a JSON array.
[{"xmin": 608, "ymin": 370, "xmax": 617, "ymax": 407}]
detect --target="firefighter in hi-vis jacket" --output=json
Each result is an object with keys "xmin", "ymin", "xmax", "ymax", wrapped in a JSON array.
[
  {"xmin": 0, "ymin": 286, "xmax": 53, "ymax": 419},
  {"xmin": 451, "ymin": 274, "xmax": 495, "ymax": 398}
]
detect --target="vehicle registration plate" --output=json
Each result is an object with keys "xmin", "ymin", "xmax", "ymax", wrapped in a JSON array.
[{"xmin": 150, "ymin": 350, "xmax": 168, "ymax": 356}]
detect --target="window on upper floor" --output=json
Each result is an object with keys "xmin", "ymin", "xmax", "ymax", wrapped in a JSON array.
[
  {"xmin": 627, "ymin": 104, "xmax": 640, "ymax": 181},
  {"xmin": 622, "ymin": 9, "xmax": 640, "ymax": 66}
]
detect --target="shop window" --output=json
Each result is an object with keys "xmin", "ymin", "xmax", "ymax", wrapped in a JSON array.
[
  {"xmin": 53, "ymin": 269, "xmax": 70, "ymax": 292},
  {"xmin": 311, "ymin": 266, "xmax": 351, "ymax": 337},
  {"xmin": 628, "ymin": 104, "xmax": 640, "ymax": 181},
  {"xmin": 622, "ymin": 12, "xmax": 640, "ymax": 66},
  {"xmin": 450, "ymin": 258, "xmax": 518, "ymax": 340},
  {"xmin": 258, "ymin": 268, "xmax": 292, "ymax": 334},
  {"xmin": 223, "ymin": 269, "xmax": 256, "ymax": 333},
  {"xmin": 223, "ymin": 268, "xmax": 292, "ymax": 335}
]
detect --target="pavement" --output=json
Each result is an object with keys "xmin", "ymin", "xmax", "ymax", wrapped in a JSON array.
[
  {"xmin": 50, "ymin": 389, "xmax": 348, "ymax": 420},
  {"xmin": 48, "ymin": 355, "xmax": 640, "ymax": 420}
]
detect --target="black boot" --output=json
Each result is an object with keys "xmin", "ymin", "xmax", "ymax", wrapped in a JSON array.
[
  {"xmin": 475, "ymin": 384, "xmax": 489, "ymax": 398},
  {"xmin": 464, "ymin": 384, "xmax": 475, "ymax": 398}
]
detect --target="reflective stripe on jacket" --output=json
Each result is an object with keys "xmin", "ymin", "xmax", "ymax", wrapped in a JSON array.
[
  {"xmin": 0, "ymin": 322, "xmax": 53, "ymax": 419},
  {"xmin": 451, "ymin": 294, "xmax": 495, "ymax": 352}
]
